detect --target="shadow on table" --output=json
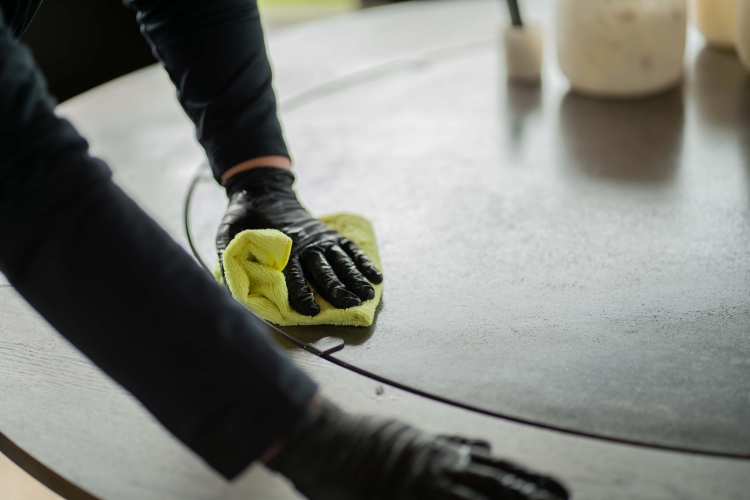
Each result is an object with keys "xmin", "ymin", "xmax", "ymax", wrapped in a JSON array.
[
  {"xmin": 276, "ymin": 298, "xmax": 382, "ymax": 349},
  {"xmin": 739, "ymin": 79, "xmax": 750, "ymax": 193},
  {"xmin": 693, "ymin": 46, "xmax": 748, "ymax": 128},
  {"xmin": 693, "ymin": 46, "xmax": 750, "ymax": 193},
  {"xmin": 504, "ymin": 83, "xmax": 542, "ymax": 156},
  {"xmin": 558, "ymin": 87, "xmax": 684, "ymax": 184}
]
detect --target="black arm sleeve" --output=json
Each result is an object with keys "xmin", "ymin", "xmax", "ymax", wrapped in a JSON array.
[
  {"xmin": 0, "ymin": 9, "xmax": 316, "ymax": 480},
  {"xmin": 124, "ymin": 0, "xmax": 290, "ymax": 182}
]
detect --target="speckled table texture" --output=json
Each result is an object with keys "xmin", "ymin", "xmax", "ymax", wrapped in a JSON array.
[{"xmin": 186, "ymin": 0, "xmax": 750, "ymax": 457}]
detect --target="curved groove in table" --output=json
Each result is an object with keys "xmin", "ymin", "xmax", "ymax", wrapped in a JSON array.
[{"xmin": 187, "ymin": 10, "xmax": 750, "ymax": 457}]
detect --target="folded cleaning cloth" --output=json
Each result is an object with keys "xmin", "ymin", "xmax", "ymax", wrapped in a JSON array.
[{"xmin": 217, "ymin": 213, "xmax": 382, "ymax": 327}]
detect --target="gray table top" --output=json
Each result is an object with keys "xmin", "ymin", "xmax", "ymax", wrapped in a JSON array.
[
  {"xmin": 189, "ymin": 0, "xmax": 750, "ymax": 456},
  {"xmin": 2, "ymin": 1, "xmax": 749, "ymax": 499}
]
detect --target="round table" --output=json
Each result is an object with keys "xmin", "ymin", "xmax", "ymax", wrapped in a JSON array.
[
  {"xmin": 2, "ymin": 1, "xmax": 749, "ymax": 498},
  {"xmin": 188, "ymin": 0, "xmax": 750, "ymax": 456}
]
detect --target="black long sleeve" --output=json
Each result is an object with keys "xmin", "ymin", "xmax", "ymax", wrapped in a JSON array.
[
  {"xmin": 0, "ymin": 6, "xmax": 316, "ymax": 480},
  {"xmin": 5, "ymin": 0, "xmax": 287, "ymax": 181},
  {"xmin": 124, "ymin": 0, "xmax": 290, "ymax": 181}
]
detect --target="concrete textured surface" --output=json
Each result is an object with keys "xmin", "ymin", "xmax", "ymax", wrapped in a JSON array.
[
  {"xmin": 187, "ymin": 1, "xmax": 750, "ymax": 455},
  {"xmin": 2, "ymin": 286, "xmax": 750, "ymax": 500}
]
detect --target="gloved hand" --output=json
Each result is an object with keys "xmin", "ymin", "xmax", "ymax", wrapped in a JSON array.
[
  {"xmin": 217, "ymin": 167, "xmax": 383, "ymax": 316},
  {"xmin": 268, "ymin": 401, "xmax": 570, "ymax": 500}
]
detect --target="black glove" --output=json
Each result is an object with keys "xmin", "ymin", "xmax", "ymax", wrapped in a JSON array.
[
  {"xmin": 217, "ymin": 167, "xmax": 383, "ymax": 316},
  {"xmin": 268, "ymin": 401, "xmax": 570, "ymax": 500}
]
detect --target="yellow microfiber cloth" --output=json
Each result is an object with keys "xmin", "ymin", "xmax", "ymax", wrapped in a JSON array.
[{"xmin": 217, "ymin": 213, "xmax": 382, "ymax": 327}]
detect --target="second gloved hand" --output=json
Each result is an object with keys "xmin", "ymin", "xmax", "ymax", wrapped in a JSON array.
[
  {"xmin": 216, "ymin": 167, "xmax": 383, "ymax": 316},
  {"xmin": 268, "ymin": 401, "xmax": 571, "ymax": 500}
]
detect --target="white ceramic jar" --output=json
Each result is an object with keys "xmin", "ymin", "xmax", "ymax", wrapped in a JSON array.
[
  {"xmin": 737, "ymin": 0, "xmax": 750, "ymax": 70},
  {"xmin": 557, "ymin": 0, "xmax": 687, "ymax": 98},
  {"xmin": 695, "ymin": 0, "xmax": 737, "ymax": 50}
]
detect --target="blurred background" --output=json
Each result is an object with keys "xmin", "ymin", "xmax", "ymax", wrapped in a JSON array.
[{"xmin": 20, "ymin": 0, "xmax": 405, "ymax": 103}]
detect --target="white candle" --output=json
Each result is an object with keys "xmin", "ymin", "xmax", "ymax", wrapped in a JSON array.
[
  {"xmin": 504, "ymin": 25, "xmax": 544, "ymax": 83},
  {"xmin": 737, "ymin": 0, "xmax": 750, "ymax": 69},
  {"xmin": 695, "ymin": 0, "xmax": 737, "ymax": 50},
  {"xmin": 557, "ymin": 0, "xmax": 687, "ymax": 99}
]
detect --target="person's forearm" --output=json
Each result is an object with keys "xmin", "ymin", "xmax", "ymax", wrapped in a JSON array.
[
  {"xmin": 125, "ymin": 0, "xmax": 290, "ymax": 182},
  {"xmin": 0, "ymin": 14, "xmax": 316, "ymax": 479}
]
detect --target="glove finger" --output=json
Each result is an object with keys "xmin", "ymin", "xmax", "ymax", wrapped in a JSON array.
[
  {"xmin": 218, "ymin": 261, "xmax": 228, "ymax": 290},
  {"xmin": 470, "ymin": 458, "xmax": 569, "ymax": 500},
  {"xmin": 216, "ymin": 225, "xmax": 234, "ymax": 279},
  {"xmin": 215, "ymin": 200, "xmax": 251, "ymax": 256},
  {"xmin": 450, "ymin": 463, "xmax": 565, "ymax": 500},
  {"xmin": 216, "ymin": 202, "xmax": 254, "ymax": 281},
  {"xmin": 216, "ymin": 224, "xmax": 233, "ymax": 258},
  {"xmin": 439, "ymin": 436, "xmax": 493, "ymax": 458},
  {"xmin": 326, "ymin": 245, "xmax": 376, "ymax": 301},
  {"xmin": 283, "ymin": 257, "xmax": 320, "ymax": 316},
  {"xmin": 217, "ymin": 239, "xmax": 232, "ymax": 290},
  {"xmin": 303, "ymin": 250, "xmax": 361, "ymax": 309},
  {"xmin": 339, "ymin": 238, "xmax": 383, "ymax": 284}
]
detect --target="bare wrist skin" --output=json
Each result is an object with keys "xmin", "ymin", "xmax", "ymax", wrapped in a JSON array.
[{"xmin": 221, "ymin": 155, "xmax": 291, "ymax": 184}]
